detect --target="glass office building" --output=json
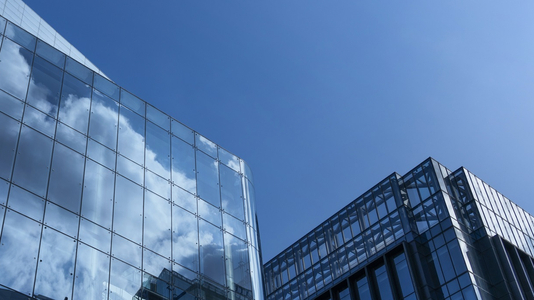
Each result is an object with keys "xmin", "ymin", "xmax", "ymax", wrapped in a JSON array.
[
  {"xmin": 264, "ymin": 159, "xmax": 534, "ymax": 300},
  {"xmin": 0, "ymin": 1, "xmax": 263, "ymax": 300}
]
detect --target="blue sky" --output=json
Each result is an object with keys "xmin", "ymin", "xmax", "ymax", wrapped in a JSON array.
[{"xmin": 26, "ymin": 0, "xmax": 534, "ymax": 261}]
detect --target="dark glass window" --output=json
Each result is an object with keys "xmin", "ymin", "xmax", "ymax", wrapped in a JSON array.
[{"xmin": 375, "ymin": 265, "xmax": 394, "ymax": 300}]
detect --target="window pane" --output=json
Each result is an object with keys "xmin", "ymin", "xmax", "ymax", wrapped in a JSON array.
[
  {"xmin": 172, "ymin": 185, "xmax": 197, "ymax": 214},
  {"xmin": 109, "ymin": 258, "xmax": 141, "ymax": 300},
  {"xmin": 113, "ymin": 176, "xmax": 143, "ymax": 244},
  {"xmin": 6, "ymin": 184, "xmax": 45, "ymax": 221},
  {"xmin": 36, "ymin": 40, "xmax": 65, "ymax": 68},
  {"xmin": 0, "ymin": 89, "xmax": 24, "ymax": 120},
  {"xmin": 79, "ymin": 218, "xmax": 111, "ymax": 253},
  {"xmin": 12, "ymin": 126, "xmax": 53, "ymax": 197},
  {"xmin": 224, "ymin": 232, "xmax": 251, "ymax": 292},
  {"xmin": 147, "ymin": 104, "xmax": 169, "ymax": 130},
  {"xmin": 56, "ymin": 122, "xmax": 86, "ymax": 154},
  {"xmin": 34, "ymin": 227, "xmax": 76, "ymax": 300},
  {"xmin": 393, "ymin": 253, "xmax": 414, "ymax": 297},
  {"xmin": 5, "ymin": 23, "xmax": 36, "ymax": 50},
  {"xmin": 22, "ymin": 104, "xmax": 56, "ymax": 138},
  {"xmin": 196, "ymin": 134, "xmax": 217, "ymax": 158},
  {"xmin": 27, "ymin": 56, "xmax": 63, "ymax": 117},
  {"xmin": 198, "ymin": 199, "xmax": 222, "ymax": 227},
  {"xmin": 199, "ymin": 219, "xmax": 225, "ymax": 287},
  {"xmin": 118, "ymin": 105, "xmax": 145, "ymax": 165},
  {"xmin": 65, "ymin": 57, "xmax": 93, "ymax": 85},
  {"xmin": 0, "ymin": 113, "xmax": 20, "ymax": 180},
  {"xmin": 196, "ymin": 150, "xmax": 220, "ymax": 207},
  {"xmin": 59, "ymin": 73, "xmax": 91, "ymax": 133},
  {"xmin": 81, "ymin": 159, "xmax": 114, "ymax": 229},
  {"xmin": 171, "ymin": 119, "xmax": 194, "ymax": 145},
  {"xmin": 120, "ymin": 89, "xmax": 145, "ymax": 116},
  {"xmin": 112, "ymin": 234, "xmax": 142, "ymax": 269},
  {"xmin": 172, "ymin": 205, "xmax": 198, "ymax": 272},
  {"xmin": 146, "ymin": 121, "xmax": 170, "ymax": 180},
  {"xmin": 117, "ymin": 154, "xmax": 143, "ymax": 185},
  {"xmin": 0, "ymin": 210, "xmax": 41, "ymax": 296},
  {"xmin": 144, "ymin": 190, "xmax": 171, "ymax": 258},
  {"xmin": 44, "ymin": 201, "xmax": 79, "ymax": 238},
  {"xmin": 220, "ymin": 164, "xmax": 244, "ymax": 220},
  {"xmin": 0, "ymin": 38, "xmax": 33, "ymax": 100},
  {"xmin": 48, "ymin": 143, "xmax": 85, "ymax": 213},
  {"xmin": 223, "ymin": 213, "xmax": 246, "ymax": 241},
  {"xmin": 87, "ymin": 139, "xmax": 115, "ymax": 170},
  {"xmin": 73, "ymin": 243, "xmax": 110, "ymax": 300},
  {"xmin": 171, "ymin": 136, "xmax": 196, "ymax": 193},
  {"xmin": 94, "ymin": 73, "xmax": 119, "ymax": 100},
  {"xmin": 89, "ymin": 90, "xmax": 118, "ymax": 150}
]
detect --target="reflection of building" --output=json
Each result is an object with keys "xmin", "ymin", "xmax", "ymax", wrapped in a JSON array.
[
  {"xmin": 0, "ymin": 1, "xmax": 263, "ymax": 300},
  {"xmin": 265, "ymin": 158, "xmax": 534, "ymax": 300}
]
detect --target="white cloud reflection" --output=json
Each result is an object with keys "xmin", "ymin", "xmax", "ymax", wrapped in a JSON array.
[{"xmin": 0, "ymin": 35, "xmax": 257, "ymax": 299}]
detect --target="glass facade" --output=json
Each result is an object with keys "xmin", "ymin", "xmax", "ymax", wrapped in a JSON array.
[
  {"xmin": 265, "ymin": 159, "xmax": 534, "ymax": 300},
  {"xmin": 0, "ymin": 7, "xmax": 263, "ymax": 300}
]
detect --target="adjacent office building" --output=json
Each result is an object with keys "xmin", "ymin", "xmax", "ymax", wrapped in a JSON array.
[
  {"xmin": 264, "ymin": 158, "xmax": 534, "ymax": 300},
  {"xmin": 0, "ymin": 1, "xmax": 263, "ymax": 299}
]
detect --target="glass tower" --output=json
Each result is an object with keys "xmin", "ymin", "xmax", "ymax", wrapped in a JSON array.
[
  {"xmin": 264, "ymin": 159, "xmax": 534, "ymax": 300},
  {"xmin": 0, "ymin": 1, "xmax": 263, "ymax": 300}
]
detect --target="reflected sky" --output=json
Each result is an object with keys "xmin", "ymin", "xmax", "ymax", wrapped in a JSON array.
[{"xmin": 0, "ymin": 24, "xmax": 261, "ymax": 300}]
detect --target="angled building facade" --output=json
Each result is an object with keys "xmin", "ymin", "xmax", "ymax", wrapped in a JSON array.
[
  {"xmin": 264, "ymin": 159, "xmax": 534, "ymax": 300},
  {"xmin": 0, "ymin": 1, "xmax": 263, "ymax": 300}
]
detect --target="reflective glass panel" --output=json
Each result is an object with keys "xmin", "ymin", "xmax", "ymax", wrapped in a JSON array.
[
  {"xmin": 81, "ymin": 159, "xmax": 114, "ymax": 229},
  {"xmin": 59, "ymin": 73, "xmax": 91, "ymax": 134},
  {"xmin": 142, "ymin": 271, "xmax": 171, "ymax": 300},
  {"xmin": 73, "ymin": 243, "xmax": 110, "ymax": 300},
  {"xmin": 117, "ymin": 154, "xmax": 143, "ymax": 185},
  {"xmin": 48, "ymin": 143, "xmax": 85, "ymax": 213},
  {"xmin": 172, "ymin": 204, "xmax": 199, "ymax": 271},
  {"xmin": 0, "ymin": 113, "xmax": 20, "ymax": 180},
  {"xmin": 87, "ymin": 139, "xmax": 116, "ymax": 170},
  {"xmin": 22, "ymin": 104, "xmax": 56, "ymax": 137},
  {"xmin": 120, "ymin": 89, "xmax": 145, "ymax": 116},
  {"xmin": 196, "ymin": 134, "xmax": 217, "ymax": 158},
  {"xmin": 171, "ymin": 135, "xmax": 196, "ymax": 193},
  {"xmin": 147, "ymin": 104, "xmax": 169, "ymax": 131},
  {"xmin": 44, "ymin": 201, "xmax": 79, "ymax": 238},
  {"xmin": 143, "ymin": 249, "xmax": 171, "ymax": 278},
  {"xmin": 0, "ymin": 179, "xmax": 7, "ymax": 206},
  {"xmin": 198, "ymin": 199, "xmax": 222, "ymax": 227},
  {"xmin": 0, "ymin": 210, "xmax": 40, "ymax": 296},
  {"xmin": 27, "ymin": 56, "xmax": 63, "ymax": 117},
  {"xmin": 0, "ymin": 17, "xmax": 5, "ymax": 33},
  {"xmin": 219, "ymin": 147, "xmax": 240, "ymax": 173},
  {"xmin": 5, "ymin": 23, "xmax": 36, "ymax": 50},
  {"xmin": 224, "ymin": 233, "xmax": 252, "ymax": 292},
  {"xmin": 79, "ymin": 218, "xmax": 111, "ymax": 253},
  {"xmin": 172, "ymin": 184, "xmax": 197, "ymax": 214},
  {"xmin": 118, "ymin": 105, "xmax": 145, "ymax": 165},
  {"xmin": 36, "ymin": 40, "xmax": 65, "ymax": 68},
  {"xmin": 34, "ymin": 227, "xmax": 76, "ymax": 300},
  {"xmin": 393, "ymin": 253, "xmax": 414, "ymax": 297},
  {"xmin": 144, "ymin": 190, "xmax": 171, "ymax": 258},
  {"xmin": 146, "ymin": 169, "xmax": 171, "ymax": 200},
  {"xmin": 0, "ymin": 89, "xmax": 24, "ymax": 120},
  {"xmin": 146, "ymin": 121, "xmax": 170, "ymax": 180},
  {"xmin": 196, "ymin": 150, "xmax": 220, "ymax": 207},
  {"xmin": 94, "ymin": 73, "xmax": 119, "ymax": 100},
  {"xmin": 65, "ymin": 57, "xmax": 93, "ymax": 85},
  {"xmin": 356, "ymin": 276, "xmax": 371, "ymax": 300},
  {"xmin": 0, "ymin": 38, "xmax": 33, "ymax": 100},
  {"xmin": 223, "ymin": 213, "xmax": 246, "ymax": 241},
  {"xmin": 113, "ymin": 176, "xmax": 143, "ymax": 244},
  {"xmin": 89, "ymin": 89, "xmax": 119, "ymax": 150},
  {"xmin": 109, "ymin": 258, "xmax": 141, "ymax": 300},
  {"xmin": 7, "ymin": 184, "xmax": 45, "ymax": 221},
  {"xmin": 112, "ymin": 233, "xmax": 142, "ymax": 269},
  {"xmin": 12, "ymin": 126, "xmax": 53, "ymax": 197},
  {"xmin": 171, "ymin": 119, "xmax": 194, "ymax": 145},
  {"xmin": 56, "ymin": 122, "xmax": 87, "ymax": 154},
  {"xmin": 220, "ymin": 164, "xmax": 244, "ymax": 220},
  {"xmin": 199, "ymin": 219, "xmax": 225, "ymax": 287}
]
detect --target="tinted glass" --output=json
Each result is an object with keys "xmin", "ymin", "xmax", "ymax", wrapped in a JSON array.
[
  {"xmin": 5, "ymin": 23, "xmax": 36, "ymax": 50},
  {"xmin": 199, "ymin": 219, "xmax": 225, "ymax": 286},
  {"xmin": 0, "ymin": 211, "xmax": 41, "ymax": 296},
  {"xmin": 147, "ymin": 104, "xmax": 169, "ymax": 130},
  {"xmin": 118, "ymin": 105, "xmax": 145, "ymax": 165},
  {"xmin": 79, "ymin": 218, "xmax": 111, "ymax": 253},
  {"xmin": 73, "ymin": 243, "xmax": 110, "ymax": 300},
  {"xmin": 171, "ymin": 119, "xmax": 194, "ymax": 145},
  {"xmin": 171, "ymin": 135, "xmax": 196, "ymax": 193},
  {"xmin": 146, "ymin": 169, "xmax": 171, "ymax": 200},
  {"xmin": 220, "ymin": 164, "xmax": 244, "ymax": 220},
  {"xmin": 111, "ymin": 234, "xmax": 142, "ymax": 269},
  {"xmin": 198, "ymin": 199, "xmax": 222, "ymax": 227},
  {"xmin": 22, "ymin": 104, "xmax": 56, "ymax": 137},
  {"xmin": 0, "ymin": 89, "xmax": 24, "ymax": 120},
  {"xmin": 120, "ymin": 89, "xmax": 145, "ymax": 116},
  {"xmin": 172, "ymin": 184, "xmax": 196, "ymax": 213},
  {"xmin": 59, "ymin": 73, "xmax": 91, "ymax": 133},
  {"xmin": 65, "ymin": 57, "xmax": 93, "ymax": 85},
  {"xmin": 117, "ymin": 154, "xmax": 143, "ymax": 185},
  {"xmin": 12, "ymin": 126, "xmax": 53, "ymax": 197},
  {"xmin": 89, "ymin": 90, "xmax": 119, "ymax": 150},
  {"xmin": 0, "ymin": 38, "xmax": 33, "ymax": 100},
  {"xmin": 81, "ymin": 159, "xmax": 114, "ymax": 228},
  {"xmin": 196, "ymin": 134, "xmax": 217, "ymax": 158},
  {"xmin": 109, "ymin": 258, "xmax": 141, "ymax": 300},
  {"xmin": 196, "ymin": 150, "xmax": 220, "ymax": 207},
  {"xmin": 146, "ymin": 121, "xmax": 170, "ymax": 180},
  {"xmin": 7, "ymin": 184, "xmax": 45, "ymax": 221},
  {"xmin": 144, "ymin": 190, "xmax": 171, "ymax": 258},
  {"xmin": 56, "ymin": 122, "xmax": 87, "ymax": 154},
  {"xmin": 87, "ymin": 139, "xmax": 116, "ymax": 170},
  {"xmin": 44, "ymin": 201, "xmax": 79, "ymax": 238},
  {"xmin": 224, "ymin": 232, "xmax": 251, "ymax": 291},
  {"xmin": 94, "ymin": 73, "xmax": 119, "ymax": 100},
  {"xmin": 48, "ymin": 143, "xmax": 85, "ymax": 213},
  {"xmin": 27, "ymin": 56, "xmax": 63, "ymax": 117},
  {"xmin": 113, "ymin": 176, "xmax": 143, "ymax": 244},
  {"xmin": 34, "ymin": 227, "xmax": 76, "ymax": 300},
  {"xmin": 36, "ymin": 40, "xmax": 65, "ymax": 68},
  {"xmin": 172, "ymin": 204, "xmax": 198, "ymax": 271},
  {"xmin": 0, "ymin": 113, "xmax": 20, "ymax": 180}
]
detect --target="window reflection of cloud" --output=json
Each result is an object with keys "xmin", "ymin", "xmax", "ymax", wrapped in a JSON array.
[
  {"xmin": 172, "ymin": 205, "xmax": 199, "ymax": 272},
  {"xmin": 0, "ymin": 38, "xmax": 32, "ymax": 100}
]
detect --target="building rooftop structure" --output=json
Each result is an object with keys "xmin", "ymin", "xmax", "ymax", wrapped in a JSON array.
[
  {"xmin": 0, "ymin": 1, "xmax": 263, "ymax": 300},
  {"xmin": 264, "ymin": 158, "xmax": 534, "ymax": 300}
]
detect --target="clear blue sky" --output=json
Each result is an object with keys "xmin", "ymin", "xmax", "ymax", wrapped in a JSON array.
[{"xmin": 26, "ymin": 0, "xmax": 534, "ymax": 261}]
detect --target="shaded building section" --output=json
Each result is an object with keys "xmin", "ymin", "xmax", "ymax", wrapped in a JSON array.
[
  {"xmin": 264, "ymin": 159, "xmax": 534, "ymax": 300},
  {"xmin": 0, "ymin": 3, "xmax": 263, "ymax": 300}
]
